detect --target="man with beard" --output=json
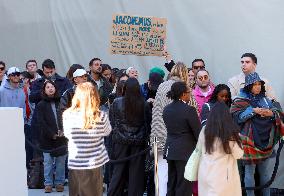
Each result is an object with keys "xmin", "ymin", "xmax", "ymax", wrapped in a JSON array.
[
  {"xmin": 228, "ymin": 53, "xmax": 276, "ymax": 100},
  {"xmin": 0, "ymin": 67, "xmax": 25, "ymax": 115},
  {"xmin": 29, "ymin": 59, "xmax": 72, "ymax": 104},
  {"xmin": 192, "ymin": 69, "xmax": 214, "ymax": 116},
  {"xmin": 88, "ymin": 57, "xmax": 113, "ymax": 107}
]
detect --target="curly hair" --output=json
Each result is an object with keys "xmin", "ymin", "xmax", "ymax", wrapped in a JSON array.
[
  {"xmin": 208, "ymin": 84, "xmax": 232, "ymax": 107},
  {"xmin": 170, "ymin": 61, "xmax": 188, "ymax": 83}
]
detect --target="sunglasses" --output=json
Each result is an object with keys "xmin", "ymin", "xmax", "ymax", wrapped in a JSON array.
[
  {"xmin": 10, "ymin": 72, "xmax": 21, "ymax": 77},
  {"xmin": 0, "ymin": 67, "xmax": 5, "ymax": 71},
  {"xmin": 193, "ymin": 65, "xmax": 205, "ymax": 70},
  {"xmin": 197, "ymin": 75, "xmax": 209, "ymax": 81}
]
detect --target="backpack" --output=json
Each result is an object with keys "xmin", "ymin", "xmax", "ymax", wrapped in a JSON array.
[{"xmin": 27, "ymin": 158, "xmax": 44, "ymax": 189}]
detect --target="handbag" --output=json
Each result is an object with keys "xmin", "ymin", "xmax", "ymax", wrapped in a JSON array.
[
  {"xmin": 275, "ymin": 111, "xmax": 284, "ymax": 136},
  {"xmin": 184, "ymin": 145, "xmax": 202, "ymax": 181},
  {"xmin": 276, "ymin": 118, "xmax": 284, "ymax": 136}
]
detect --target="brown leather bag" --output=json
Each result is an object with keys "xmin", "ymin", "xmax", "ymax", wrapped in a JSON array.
[{"xmin": 276, "ymin": 114, "xmax": 284, "ymax": 136}]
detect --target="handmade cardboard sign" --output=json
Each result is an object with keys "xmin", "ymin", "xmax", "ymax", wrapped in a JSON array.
[{"xmin": 110, "ymin": 14, "xmax": 167, "ymax": 56}]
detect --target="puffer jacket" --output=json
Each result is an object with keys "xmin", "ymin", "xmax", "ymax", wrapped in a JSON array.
[{"xmin": 109, "ymin": 97, "xmax": 151, "ymax": 145}]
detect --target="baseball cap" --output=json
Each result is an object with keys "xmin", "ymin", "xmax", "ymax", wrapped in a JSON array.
[
  {"xmin": 7, "ymin": 67, "xmax": 21, "ymax": 76},
  {"xmin": 73, "ymin": 69, "xmax": 87, "ymax": 78}
]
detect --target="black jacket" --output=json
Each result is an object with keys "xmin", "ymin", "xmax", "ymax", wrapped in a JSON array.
[
  {"xmin": 59, "ymin": 86, "xmax": 75, "ymax": 114},
  {"xmin": 37, "ymin": 96, "xmax": 67, "ymax": 155},
  {"xmin": 29, "ymin": 73, "xmax": 72, "ymax": 105},
  {"xmin": 163, "ymin": 100, "xmax": 201, "ymax": 161},
  {"xmin": 109, "ymin": 97, "xmax": 152, "ymax": 145},
  {"xmin": 89, "ymin": 74, "xmax": 113, "ymax": 106},
  {"xmin": 200, "ymin": 101, "xmax": 215, "ymax": 126}
]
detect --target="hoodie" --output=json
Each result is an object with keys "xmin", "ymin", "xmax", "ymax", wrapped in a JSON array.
[
  {"xmin": 0, "ymin": 80, "xmax": 26, "ymax": 119},
  {"xmin": 193, "ymin": 85, "xmax": 214, "ymax": 117}
]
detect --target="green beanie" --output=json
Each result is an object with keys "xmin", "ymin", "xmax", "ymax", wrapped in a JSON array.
[{"xmin": 149, "ymin": 67, "xmax": 165, "ymax": 79}]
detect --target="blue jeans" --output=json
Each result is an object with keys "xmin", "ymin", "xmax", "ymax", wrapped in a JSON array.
[
  {"xmin": 245, "ymin": 158, "xmax": 271, "ymax": 196},
  {"xmin": 43, "ymin": 153, "xmax": 67, "ymax": 186}
]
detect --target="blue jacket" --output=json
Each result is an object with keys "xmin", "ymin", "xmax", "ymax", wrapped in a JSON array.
[
  {"xmin": 237, "ymin": 89, "xmax": 274, "ymax": 124},
  {"xmin": 0, "ymin": 80, "xmax": 26, "ymax": 119}
]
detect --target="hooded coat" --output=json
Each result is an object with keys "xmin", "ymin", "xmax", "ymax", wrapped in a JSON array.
[{"xmin": 0, "ymin": 79, "xmax": 26, "ymax": 119}]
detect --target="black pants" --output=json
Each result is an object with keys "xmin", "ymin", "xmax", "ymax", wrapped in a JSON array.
[
  {"xmin": 167, "ymin": 160, "xmax": 192, "ymax": 196},
  {"xmin": 24, "ymin": 124, "xmax": 33, "ymax": 170},
  {"xmin": 108, "ymin": 143, "xmax": 145, "ymax": 196}
]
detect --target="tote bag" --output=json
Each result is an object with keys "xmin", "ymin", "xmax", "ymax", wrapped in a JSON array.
[{"xmin": 184, "ymin": 146, "xmax": 201, "ymax": 181}]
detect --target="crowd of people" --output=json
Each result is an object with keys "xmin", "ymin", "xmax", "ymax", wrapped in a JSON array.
[{"xmin": 0, "ymin": 52, "xmax": 283, "ymax": 196}]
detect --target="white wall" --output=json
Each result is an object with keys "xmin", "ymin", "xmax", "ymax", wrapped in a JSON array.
[
  {"xmin": 0, "ymin": 108, "xmax": 27, "ymax": 196},
  {"xmin": 0, "ymin": 0, "xmax": 283, "ymax": 105}
]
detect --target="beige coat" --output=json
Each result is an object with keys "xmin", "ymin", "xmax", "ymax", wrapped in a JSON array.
[
  {"xmin": 197, "ymin": 128, "xmax": 243, "ymax": 196},
  {"xmin": 227, "ymin": 72, "xmax": 276, "ymax": 100}
]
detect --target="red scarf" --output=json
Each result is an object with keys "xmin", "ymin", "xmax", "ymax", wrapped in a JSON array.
[{"xmin": 23, "ymin": 86, "xmax": 31, "ymax": 120}]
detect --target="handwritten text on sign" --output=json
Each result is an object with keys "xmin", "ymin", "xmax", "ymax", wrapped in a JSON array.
[{"xmin": 110, "ymin": 14, "xmax": 167, "ymax": 56}]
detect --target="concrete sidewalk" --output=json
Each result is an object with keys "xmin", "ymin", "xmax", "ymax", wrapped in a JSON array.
[{"xmin": 28, "ymin": 186, "xmax": 107, "ymax": 196}]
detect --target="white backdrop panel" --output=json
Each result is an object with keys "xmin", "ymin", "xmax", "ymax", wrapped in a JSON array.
[{"xmin": 0, "ymin": 0, "xmax": 283, "ymax": 105}]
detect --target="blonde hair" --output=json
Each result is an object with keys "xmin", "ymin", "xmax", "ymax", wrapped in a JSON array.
[
  {"xmin": 65, "ymin": 82, "xmax": 100, "ymax": 129},
  {"xmin": 170, "ymin": 61, "xmax": 188, "ymax": 83}
]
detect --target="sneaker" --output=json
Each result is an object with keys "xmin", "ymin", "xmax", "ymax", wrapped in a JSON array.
[
  {"xmin": 44, "ymin": 185, "xmax": 52, "ymax": 193},
  {"xmin": 55, "ymin": 184, "xmax": 64, "ymax": 192}
]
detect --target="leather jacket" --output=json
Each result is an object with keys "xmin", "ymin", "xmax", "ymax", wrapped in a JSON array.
[{"xmin": 109, "ymin": 97, "xmax": 151, "ymax": 145}]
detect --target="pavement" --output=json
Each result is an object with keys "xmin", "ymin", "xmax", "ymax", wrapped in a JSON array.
[{"xmin": 28, "ymin": 186, "xmax": 107, "ymax": 196}]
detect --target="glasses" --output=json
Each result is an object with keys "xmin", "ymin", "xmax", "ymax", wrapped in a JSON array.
[
  {"xmin": 193, "ymin": 65, "xmax": 205, "ymax": 70},
  {"xmin": 197, "ymin": 75, "xmax": 209, "ymax": 81},
  {"xmin": 0, "ymin": 67, "xmax": 5, "ymax": 71},
  {"xmin": 10, "ymin": 72, "xmax": 21, "ymax": 77}
]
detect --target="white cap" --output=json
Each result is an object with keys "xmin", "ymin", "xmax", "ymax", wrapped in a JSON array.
[
  {"xmin": 7, "ymin": 67, "xmax": 20, "ymax": 75},
  {"xmin": 73, "ymin": 69, "xmax": 87, "ymax": 77}
]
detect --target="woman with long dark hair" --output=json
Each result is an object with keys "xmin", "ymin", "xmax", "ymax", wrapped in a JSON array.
[
  {"xmin": 198, "ymin": 102, "xmax": 243, "ymax": 196},
  {"xmin": 37, "ymin": 80, "xmax": 67, "ymax": 193},
  {"xmin": 108, "ymin": 78, "xmax": 151, "ymax": 196},
  {"xmin": 163, "ymin": 81, "xmax": 201, "ymax": 196},
  {"xmin": 200, "ymin": 84, "xmax": 232, "ymax": 125}
]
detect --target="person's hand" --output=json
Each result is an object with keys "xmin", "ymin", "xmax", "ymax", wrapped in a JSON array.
[
  {"xmin": 253, "ymin": 107, "xmax": 263, "ymax": 115},
  {"xmin": 58, "ymin": 130, "xmax": 64, "ymax": 137},
  {"xmin": 147, "ymin": 98, "xmax": 155, "ymax": 103},
  {"xmin": 162, "ymin": 45, "xmax": 172, "ymax": 62},
  {"xmin": 52, "ymin": 134, "xmax": 58, "ymax": 140},
  {"xmin": 259, "ymin": 109, "xmax": 274, "ymax": 117}
]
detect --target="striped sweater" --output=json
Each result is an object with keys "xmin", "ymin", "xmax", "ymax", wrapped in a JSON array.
[
  {"xmin": 150, "ymin": 77, "xmax": 198, "ymax": 152},
  {"xmin": 63, "ymin": 111, "xmax": 112, "ymax": 169}
]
